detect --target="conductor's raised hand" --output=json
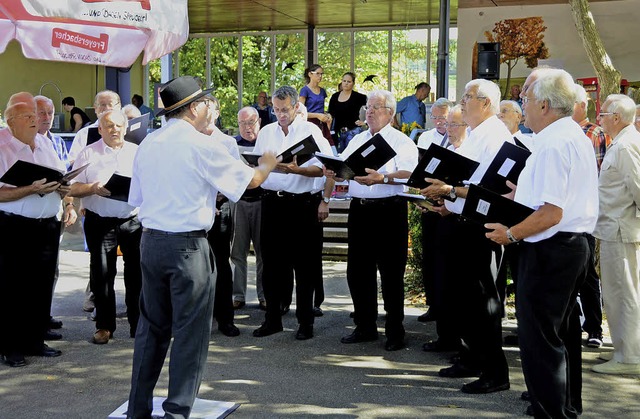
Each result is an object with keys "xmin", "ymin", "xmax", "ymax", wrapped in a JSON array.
[{"xmin": 354, "ymin": 168, "xmax": 382, "ymax": 186}]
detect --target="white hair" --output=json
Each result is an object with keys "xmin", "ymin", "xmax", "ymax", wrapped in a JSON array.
[
  {"xmin": 530, "ymin": 69, "xmax": 576, "ymax": 117},
  {"xmin": 238, "ymin": 106, "xmax": 258, "ymax": 119},
  {"xmin": 500, "ymin": 100, "xmax": 522, "ymax": 116},
  {"xmin": 368, "ymin": 90, "xmax": 396, "ymax": 114},
  {"xmin": 465, "ymin": 79, "xmax": 500, "ymax": 114},
  {"xmin": 605, "ymin": 94, "xmax": 636, "ymax": 125},
  {"xmin": 573, "ymin": 84, "xmax": 588, "ymax": 106},
  {"xmin": 432, "ymin": 97, "xmax": 453, "ymax": 110}
]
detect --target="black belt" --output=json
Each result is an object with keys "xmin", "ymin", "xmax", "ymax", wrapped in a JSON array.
[
  {"xmin": 0, "ymin": 210, "xmax": 57, "ymax": 223},
  {"xmin": 554, "ymin": 231, "xmax": 589, "ymax": 239},
  {"xmin": 353, "ymin": 196, "xmax": 402, "ymax": 206},
  {"xmin": 240, "ymin": 194, "xmax": 263, "ymax": 202},
  {"xmin": 84, "ymin": 209, "xmax": 136, "ymax": 222},
  {"xmin": 142, "ymin": 227, "xmax": 207, "ymax": 238},
  {"xmin": 263, "ymin": 190, "xmax": 320, "ymax": 200}
]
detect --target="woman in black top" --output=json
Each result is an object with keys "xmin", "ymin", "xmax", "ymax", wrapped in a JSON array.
[
  {"xmin": 328, "ymin": 72, "xmax": 367, "ymax": 152},
  {"xmin": 62, "ymin": 96, "xmax": 92, "ymax": 132}
]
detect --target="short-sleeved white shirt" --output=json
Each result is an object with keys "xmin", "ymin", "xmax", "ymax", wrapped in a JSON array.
[
  {"xmin": 445, "ymin": 115, "xmax": 513, "ymax": 214},
  {"xmin": 0, "ymin": 134, "xmax": 65, "ymax": 218},
  {"xmin": 341, "ymin": 123, "xmax": 418, "ymax": 199},
  {"xmin": 129, "ymin": 118, "xmax": 254, "ymax": 232},
  {"xmin": 73, "ymin": 139, "xmax": 138, "ymax": 218},
  {"xmin": 253, "ymin": 118, "xmax": 332, "ymax": 193},
  {"xmin": 417, "ymin": 128, "xmax": 447, "ymax": 150},
  {"xmin": 515, "ymin": 117, "xmax": 598, "ymax": 242},
  {"xmin": 68, "ymin": 121, "xmax": 99, "ymax": 162}
]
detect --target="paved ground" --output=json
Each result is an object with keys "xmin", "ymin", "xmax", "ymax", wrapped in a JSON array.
[{"xmin": 1, "ymin": 228, "xmax": 639, "ymax": 418}]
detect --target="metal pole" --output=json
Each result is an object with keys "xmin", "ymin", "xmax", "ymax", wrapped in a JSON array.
[{"xmin": 436, "ymin": 0, "xmax": 450, "ymax": 98}]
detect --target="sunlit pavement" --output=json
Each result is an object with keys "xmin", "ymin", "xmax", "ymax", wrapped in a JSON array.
[{"xmin": 0, "ymin": 228, "xmax": 638, "ymax": 418}]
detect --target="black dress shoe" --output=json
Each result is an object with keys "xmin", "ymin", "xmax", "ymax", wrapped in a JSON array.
[
  {"xmin": 340, "ymin": 329, "xmax": 379, "ymax": 344},
  {"xmin": 384, "ymin": 339, "xmax": 405, "ymax": 351},
  {"xmin": 417, "ymin": 309, "xmax": 436, "ymax": 322},
  {"xmin": 438, "ymin": 362, "xmax": 481, "ymax": 378},
  {"xmin": 253, "ymin": 322, "xmax": 283, "ymax": 337},
  {"xmin": 44, "ymin": 330, "xmax": 62, "ymax": 341},
  {"xmin": 461, "ymin": 378, "xmax": 510, "ymax": 394},
  {"xmin": 2, "ymin": 353, "xmax": 26, "ymax": 368},
  {"xmin": 49, "ymin": 318, "xmax": 63, "ymax": 329},
  {"xmin": 218, "ymin": 323, "xmax": 240, "ymax": 337},
  {"xmin": 449, "ymin": 354, "xmax": 461, "ymax": 364},
  {"xmin": 27, "ymin": 344, "xmax": 62, "ymax": 358},
  {"xmin": 349, "ymin": 311, "xmax": 355, "ymax": 318},
  {"xmin": 521, "ymin": 391, "xmax": 531, "ymax": 401},
  {"xmin": 313, "ymin": 307, "xmax": 323, "ymax": 317},
  {"xmin": 525, "ymin": 404, "xmax": 534, "ymax": 416},
  {"xmin": 295, "ymin": 325, "xmax": 314, "ymax": 340},
  {"xmin": 422, "ymin": 339, "xmax": 460, "ymax": 352}
]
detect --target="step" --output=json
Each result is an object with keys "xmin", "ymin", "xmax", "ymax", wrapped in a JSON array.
[
  {"xmin": 328, "ymin": 199, "xmax": 351, "ymax": 212},
  {"xmin": 325, "ymin": 212, "xmax": 348, "ymax": 226},
  {"xmin": 323, "ymin": 226, "xmax": 348, "ymax": 241},
  {"xmin": 322, "ymin": 242, "xmax": 348, "ymax": 261}
]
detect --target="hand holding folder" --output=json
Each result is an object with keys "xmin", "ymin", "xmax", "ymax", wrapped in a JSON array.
[
  {"xmin": 315, "ymin": 133, "xmax": 396, "ymax": 180},
  {"xmin": 0, "ymin": 160, "xmax": 89, "ymax": 187},
  {"xmin": 407, "ymin": 144, "xmax": 479, "ymax": 189},
  {"xmin": 461, "ymin": 184, "xmax": 534, "ymax": 227},
  {"xmin": 103, "ymin": 173, "xmax": 132, "ymax": 202},
  {"xmin": 241, "ymin": 135, "xmax": 319, "ymax": 168},
  {"xmin": 479, "ymin": 142, "xmax": 531, "ymax": 195}
]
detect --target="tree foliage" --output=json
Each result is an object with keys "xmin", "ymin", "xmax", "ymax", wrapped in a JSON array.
[{"xmin": 485, "ymin": 17, "xmax": 549, "ymax": 99}]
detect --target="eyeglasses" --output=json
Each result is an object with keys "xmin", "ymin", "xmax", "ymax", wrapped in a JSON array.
[
  {"xmin": 521, "ymin": 96, "xmax": 531, "ymax": 105},
  {"xmin": 499, "ymin": 109, "xmax": 518, "ymax": 114},
  {"xmin": 429, "ymin": 115, "xmax": 447, "ymax": 120},
  {"xmin": 364, "ymin": 104, "xmax": 390, "ymax": 112},
  {"xmin": 238, "ymin": 119, "xmax": 258, "ymax": 127},
  {"xmin": 598, "ymin": 112, "xmax": 617, "ymax": 118},
  {"xmin": 97, "ymin": 102, "xmax": 120, "ymax": 109},
  {"xmin": 271, "ymin": 107, "xmax": 294, "ymax": 115},
  {"xmin": 462, "ymin": 94, "xmax": 486, "ymax": 102},
  {"xmin": 444, "ymin": 123, "xmax": 467, "ymax": 128}
]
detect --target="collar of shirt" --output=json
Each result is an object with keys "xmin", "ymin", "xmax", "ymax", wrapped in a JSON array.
[{"xmin": 611, "ymin": 124, "xmax": 636, "ymax": 146}]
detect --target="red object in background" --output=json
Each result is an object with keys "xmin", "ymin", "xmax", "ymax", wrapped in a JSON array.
[{"xmin": 577, "ymin": 77, "xmax": 629, "ymax": 118}]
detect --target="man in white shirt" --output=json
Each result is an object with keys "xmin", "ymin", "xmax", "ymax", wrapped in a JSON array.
[
  {"xmin": 486, "ymin": 68, "xmax": 598, "ymax": 417},
  {"xmin": 497, "ymin": 100, "xmax": 533, "ymax": 151},
  {"xmin": 252, "ymin": 86, "xmax": 332, "ymax": 340},
  {"xmin": 422, "ymin": 79, "xmax": 512, "ymax": 394},
  {"xmin": 591, "ymin": 94, "xmax": 640, "ymax": 375},
  {"xmin": 417, "ymin": 97, "xmax": 452, "ymax": 150},
  {"xmin": 326, "ymin": 90, "xmax": 418, "ymax": 351},
  {"xmin": 126, "ymin": 76, "xmax": 276, "ymax": 419},
  {"xmin": 69, "ymin": 110, "xmax": 141, "ymax": 345},
  {"xmin": 0, "ymin": 101, "xmax": 69, "ymax": 367}
]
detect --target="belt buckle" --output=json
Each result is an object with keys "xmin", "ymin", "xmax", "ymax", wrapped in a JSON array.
[{"xmin": 276, "ymin": 190, "xmax": 285, "ymax": 198}]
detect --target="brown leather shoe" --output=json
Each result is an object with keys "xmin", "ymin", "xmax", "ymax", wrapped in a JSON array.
[{"xmin": 93, "ymin": 329, "xmax": 112, "ymax": 344}]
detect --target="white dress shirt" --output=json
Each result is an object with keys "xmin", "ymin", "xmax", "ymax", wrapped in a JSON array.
[
  {"xmin": 253, "ymin": 118, "xmax": 332, "ymax": 193},
  {"xmin": 417, "ymin": 128, "xmax": 447, "ymax": 150},
  {"xmin": 0, "ymin": 134, "xmax": 65, "ymax": 218},
  {"xmin": 210, "ymin": 126, "xmax": 241, "ymax": 160},
  {"xmin": 68, "ymin": 121, "xmax": 99, "ymax": 162},
  {"xmin": 593, "ymin": 124, "xmax": 640, "ymax": 243},
  {"xmin": 513, "ymin": 130, "xmax": 534, "ymax": 152},
  {"xmin": 129, "ymin": 118, "xmax": 254, "ymax": 232},
  {"xmin": 515, "ymin": 117, "xmax": 598, "ymax": 242},
  {"xmin": 73, "ymin": 139, "xmax": 139, "ymax": 219},
  {"xmin": 341, "ymin": 123, "xmax": 418, "ymax": 199},
  {"xmin": 446, "ymin": 115, "xmax": 513, "ymax": 214}
]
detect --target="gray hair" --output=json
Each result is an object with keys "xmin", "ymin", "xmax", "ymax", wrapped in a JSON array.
[
  {"xmin": 500, "ymin": 100, "xmax": 522, "ymax": 116},
  {"xmin": 530, "ymin": 69, "xmax": 576, "ymax": 117},
  {"xmin": 605, "ymin": 94, "xmax": 636, "ymax": 125},
  {"xmin": 94, "ymin": 90, "xmax": 121, "ymax": 106},
  {"xmin": 121, "ymin": 104, "xmax": 141, "ymax": 119},
  {"xmin": 449, "ymin": 104, "xmax": 464, "ymax": 117},
  {"xmin": 573, "ymin": 84, "xmax": 588, "ymax": 106},
  {"xmin": 368, "ymin": 89, "xmax": 396, "ymax": 114},
  {"xmin": 273, "ymin": 86, "xmax": 298, "ymax": 107},
  {"xmin": 432, "ymin": 97, "xmax": 453, "ymax": 110},
  {"xmin": 238, "ymin": 106, "xmax": 258, "ymax": 119},
  {"xmin": 465, "ymin": 79, "xmax": 500, "ymax": 114},
  {"xmin": 98, "ymin": 109, "xmax": 128, "ymax": 128}
]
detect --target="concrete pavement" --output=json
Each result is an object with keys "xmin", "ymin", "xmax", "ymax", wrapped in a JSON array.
[{"xmin": 0, "ymin": 229, "xmax": 638, "ymax": 418}]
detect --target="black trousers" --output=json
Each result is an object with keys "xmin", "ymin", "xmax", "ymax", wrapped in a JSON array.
[
  {"xmin": 84, "ymin": 210, "xmax": 142, "ymax": 335},
  {"xmin": 578, "ymin": 234, "xmax": 603, "ymax": 336},
  {"xmin": 0, "ymin": 211, "xmax": 60, "ymax": 355},
  {"xmin": 347, "ymin": 197, "xmax": 407, "ymax": 341},
  {"xmin": 518, "ymin": 233, "xmax": 589, "ymax": 418},
  {"xmin": 430, "ymin": 214, "xmax": 462, "ymax": 345},
  {"xmin": 261, "ymin": 192, "xmax": 323, "ymax": 327},
  {"xmin": 454, "ymin": 220, "xmax": 508, "ymax": 382},
  {"xmin": 208, "ymin": 200, "xmax": 233, "ymax": 326},
  {"xmin": 420, "ymin": 211, "xmax": 440, "ymax": 314}
]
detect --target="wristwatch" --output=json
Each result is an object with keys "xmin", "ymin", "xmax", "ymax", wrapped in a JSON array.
[
  {"xmin": 506, "ymin": 228, "xmax": 520, "ymax": 243},
  {"xmin": 383, "ymin": 175, "xmax": 389, "ymax": 184},
  {"xmin": 322, "ymin": 196, "xmax": 330, "ymax": 204},
  {"xmin": 448, "ymin": 185, "xmax": 457, "ymax": 200}
]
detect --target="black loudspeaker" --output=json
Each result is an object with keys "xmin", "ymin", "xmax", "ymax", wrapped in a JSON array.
[{"xmin": 477, "ymin": 42, "xmax": 500, "ymax": 80}]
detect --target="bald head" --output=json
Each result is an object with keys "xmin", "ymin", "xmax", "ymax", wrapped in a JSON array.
[
  {"xmin": 7, "ymin": 92, "xmax": 36, "ymax": 110},
  {"xmin": 6, "ymin": 102, "xmax": 38, "ymax": 144}
]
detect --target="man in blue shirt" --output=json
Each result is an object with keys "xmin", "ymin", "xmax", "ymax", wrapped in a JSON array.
[
  {"xmin": 395, "ymin": 82, "xmax": 431, "ymax": 129},
  {"xmin": 36, "ymin": 95, "xmax": 71, "ymax": 170}
]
